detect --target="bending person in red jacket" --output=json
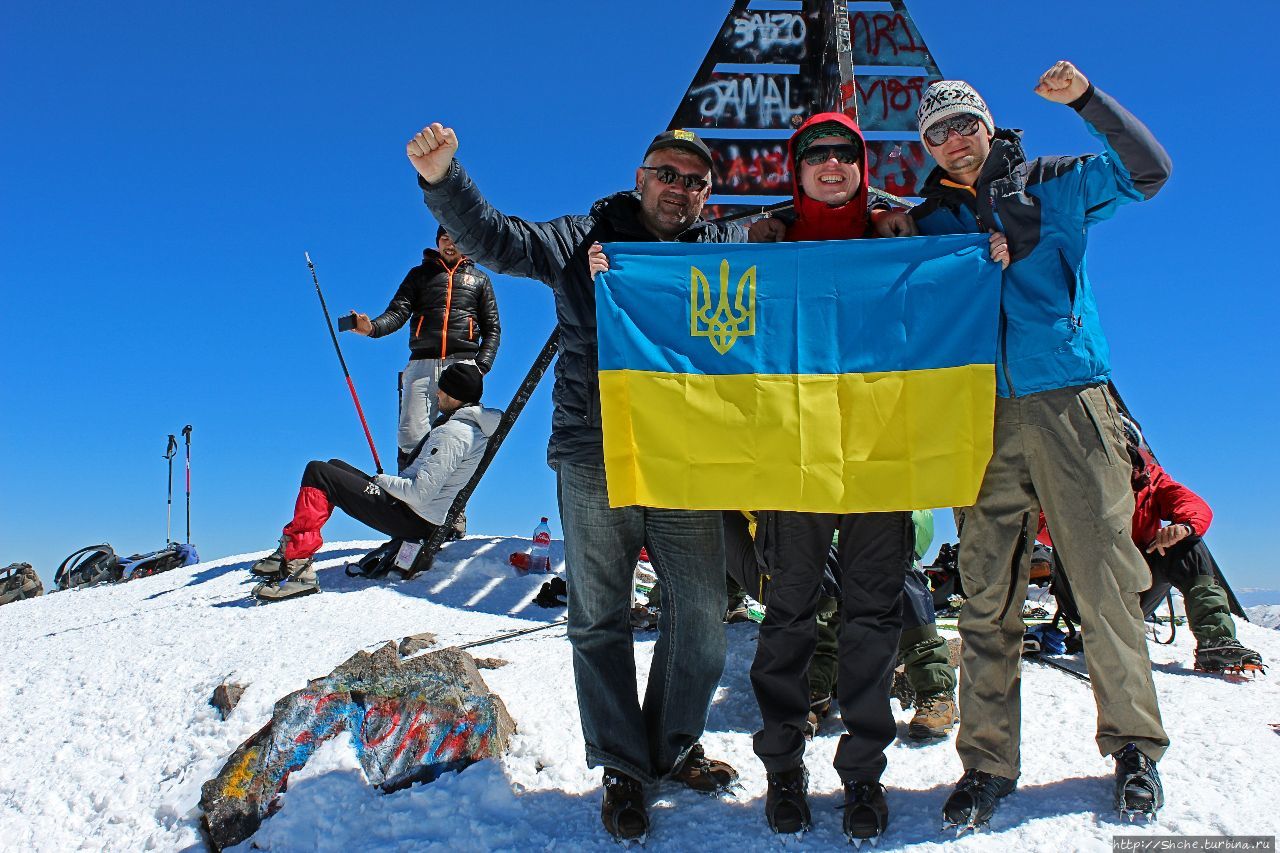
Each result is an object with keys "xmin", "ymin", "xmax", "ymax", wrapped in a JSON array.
[
  {"xmin": 1044, "ymin": 418, "xmax": 1262, "ymax": 672},
  {"xmin": 1125, "ymin": 427, "xmax": 1262, "ymax": 672}
]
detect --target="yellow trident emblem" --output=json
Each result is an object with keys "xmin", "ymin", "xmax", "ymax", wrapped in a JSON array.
[{"xmin": 690, "ymin": 259, "xmax": 756, "ymax": 355}]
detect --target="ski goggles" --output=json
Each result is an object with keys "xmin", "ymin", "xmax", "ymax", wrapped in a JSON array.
[
  {"xmin": 799, "ymin": 142, "xmax": 862, "ymax": 166},
  {"xmin": 923, "ymin": 114, "xmax": 983, "ymax": 146},
  {"xmin": 639, "ymin": 165, "xmax": 710, "ymax": 191}
]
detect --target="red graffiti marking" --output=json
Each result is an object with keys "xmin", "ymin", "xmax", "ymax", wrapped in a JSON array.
[
  {"xmin": 361, "ymin": 699, "xmax": 402, "ymax": 748},
  {"xmin": 867, "ymin": 142, "xmax": 928, "ymax": 196},
  {"xmin": 849, "ymin": 12, "xmax": 927, "ymax": 60},
  {"xmin": 393, "ymin": 705, "xmax": 432, "ymax": 764},
  {"xmin": 856, "ymin": 77, "xmax": 927, "ymax": 122}
]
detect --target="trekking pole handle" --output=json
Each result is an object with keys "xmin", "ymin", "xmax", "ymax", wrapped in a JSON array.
[{"xmin": 165, "ymin": 434, "xmax": 177, "ymax": 459}]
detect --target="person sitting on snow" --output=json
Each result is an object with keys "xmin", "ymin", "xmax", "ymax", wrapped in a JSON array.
[{"xmin": 251, "ymin": 362, "xmax": 501, "ymax": 601}]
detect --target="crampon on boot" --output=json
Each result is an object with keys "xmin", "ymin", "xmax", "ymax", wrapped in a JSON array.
[
  {"xmin": 250, "ymin": 544, "xmax": 288, "ymax": 579},
  {"xmin": 764, "ymin": 766, "xmax": 811, "ymax": 834},
  {"xmin": 670, "ymin": 742, "xmax": 738, "ymax": 794},
  {"xmin": 842, "ymin": 780, "xmax": 888, "ymax": 847},
  {"xmin": 1113, "ymin": 743, "xmax": 1162, "ymax": 821},
  {"xmin": 600, "ymin": 768, "xmax": 648, "ymax": 842},
  {"xmin": 941, "ymin": 769, "xmax": 1015, "ymax": 833},
  {"xmin": 1194, "ymin": 637, "xmax": 1265, "ymax": 676},
  {"xmin": 253, "ymin": 557, "xmax": 318, "ymax": 602}
]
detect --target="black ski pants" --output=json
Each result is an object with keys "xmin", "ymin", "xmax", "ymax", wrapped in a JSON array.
[
  {"xmin": 304, "ymin": 459, "xmax": 438, "ymax": 542},
  {"xmin": 749, "ymin": 510, "xmax": 911, "ymax": 782}
]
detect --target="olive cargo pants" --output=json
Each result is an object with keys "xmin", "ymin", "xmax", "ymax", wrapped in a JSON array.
[{"xmin": 956, "ymin": 384, "xmax": 1168, "ymax": 778}]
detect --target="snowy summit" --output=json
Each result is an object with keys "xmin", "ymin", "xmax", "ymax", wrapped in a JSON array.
[{"xmin": 2, "ymin": 539, "xmax": 1279, "ymax": 851}]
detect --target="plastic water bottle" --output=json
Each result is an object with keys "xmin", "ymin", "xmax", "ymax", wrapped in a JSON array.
[{"xmin": 531, "ymin": 517, "xmax": 552, "ymax": 573}]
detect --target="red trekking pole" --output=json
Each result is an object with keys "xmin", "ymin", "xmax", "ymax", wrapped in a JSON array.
[{"xmin": 304, "ymin": 252, "xmax": 383, "ymax": 474}]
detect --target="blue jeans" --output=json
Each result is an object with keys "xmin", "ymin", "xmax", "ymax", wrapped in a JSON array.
[{"xmin": 557, "ymin": 459, "xmax": 728, "ymax": 784}]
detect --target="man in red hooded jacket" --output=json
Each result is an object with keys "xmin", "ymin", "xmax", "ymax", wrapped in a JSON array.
[{"xmin": 738, "ymin": 113, "xmax": 914, "ymax": 844}]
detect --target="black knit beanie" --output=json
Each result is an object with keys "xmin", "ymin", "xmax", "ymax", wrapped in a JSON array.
[{"xmin": 438, "ymin": 362, "xmax": 483, "ymax": 404}]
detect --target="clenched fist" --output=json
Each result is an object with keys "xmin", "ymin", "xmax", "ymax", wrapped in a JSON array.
[
  {"xmin": 406, "ymin": 122, "xmax": 459, "ymax": 185},
  {"xmin": 1034, "ymin": 60, "xmax": 1090, "ymax": 104}
]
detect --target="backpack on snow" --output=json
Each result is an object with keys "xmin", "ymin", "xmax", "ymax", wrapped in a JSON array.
[
  {"xmin": 119, "ymin": 542, "xmax": 199, "ymax": 581},
  {"xmin": 344, "ymin": 538, "xmax": 435, "ymax": 580},
  {"xmin": 54, "ymin": 545, "xmax": 121, "ymax": 591},
  {"xmin": 1, "ymin": 562, "xmax": 44, "ymax": 605}
]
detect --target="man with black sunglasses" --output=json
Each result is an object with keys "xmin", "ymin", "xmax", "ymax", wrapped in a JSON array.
[
  {"xmin": 727, "ymin": 112, "xmax": 915, "ymax": 844},
  {"xmin": 878, "ymin": 62, "xmax": 1173, "ymax": 828},
  {"xmin": 406, "ymin": 122, "xmax": 745, "ymax": 842}
]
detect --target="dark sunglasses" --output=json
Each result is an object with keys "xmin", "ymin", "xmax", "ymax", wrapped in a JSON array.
[
  {"xmin": 639, "ymin": 165, "xmax": 709, "ymax": 191},
  {"xmin": 800, "ymin": 143, "xmax": 861, "ymax": 166},
  {"xmin": 923, "ymin": 115, "xmax": 982, "ymax": 146}
]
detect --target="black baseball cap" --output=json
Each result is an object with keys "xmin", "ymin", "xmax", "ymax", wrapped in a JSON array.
[{"xmin": 643, "ymin": 130, "xmax": 713, "ymax": 170}]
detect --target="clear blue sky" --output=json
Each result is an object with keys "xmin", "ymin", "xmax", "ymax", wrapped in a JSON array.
[{"xmin": 4, "ymin": 2, "xmax": 1278, "ymax": 590}]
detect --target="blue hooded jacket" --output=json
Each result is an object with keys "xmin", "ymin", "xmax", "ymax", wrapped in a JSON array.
[{"xmin": 911, "ymin": 85, "xmax": 1171, "ymax": 397}]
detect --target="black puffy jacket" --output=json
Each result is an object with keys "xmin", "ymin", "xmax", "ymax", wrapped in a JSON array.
[
  {"xmin": 368, "ymin": 250, "xmax": 501, "ymax": 371},
  {"xmin": 420, "ymin": 160, "xmax": 745, "ymax": 467}
]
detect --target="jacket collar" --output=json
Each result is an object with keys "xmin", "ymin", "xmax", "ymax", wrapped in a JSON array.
[
  {"xmin": 590, "ymin": 191, "xmax": 715, "ymax": 242},
  {"xmin": 919, "ymin": 128, "xmax": 1027, "ymax": 202}
]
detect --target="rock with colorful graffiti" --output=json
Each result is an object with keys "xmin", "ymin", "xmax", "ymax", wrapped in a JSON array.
[{"xmin": 198, "ymin": 643, "xmax": 516, "ymax": 851}]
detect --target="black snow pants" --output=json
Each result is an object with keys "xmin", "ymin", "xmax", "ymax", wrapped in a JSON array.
[
  {"xmin": 305, "ymin": 459, "xmax": 438, "ymax": 542},
  {"xmin": 749, "ymin": 510, "xmax": 911, "ymax": 782}
]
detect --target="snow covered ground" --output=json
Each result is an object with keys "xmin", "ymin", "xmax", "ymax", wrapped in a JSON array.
[{"xmin": 2, "ymin": 538, "xmax": 1278, "ymax": 852}]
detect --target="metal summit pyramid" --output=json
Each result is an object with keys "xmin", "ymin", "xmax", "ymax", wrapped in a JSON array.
[{"xmin": 667, "ymin": 0, "xmax": 943, "ymax": 217}]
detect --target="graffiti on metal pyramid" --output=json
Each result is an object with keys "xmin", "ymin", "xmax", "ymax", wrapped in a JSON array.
[{"xmin": 669, "ymin": 0, "xmax": 942, "ymax": 216}]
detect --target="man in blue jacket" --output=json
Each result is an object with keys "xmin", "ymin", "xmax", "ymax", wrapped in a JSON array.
[
  {"xmin": 878, "ymin": 61, "xmax": 1171, "ymax": 826},
  {"xmin": 404, "ymin": 124, "xmax": 744, "ymax": 842}
]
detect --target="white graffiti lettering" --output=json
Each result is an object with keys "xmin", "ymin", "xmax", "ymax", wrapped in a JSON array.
[
  {"xmin": 731, "ymin": 11, "xmax": 806, "ymax": 51},
  {"xmin": 691, "ymin": 74, "xmax": 805, "ymax": 127}
]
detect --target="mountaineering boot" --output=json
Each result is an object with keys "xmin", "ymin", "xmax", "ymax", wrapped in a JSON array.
[
  {"xmin": 842, "ymin": 780, "xmax": 889, "ymax": 846},
  {"xmin": 908, "ymin": 692, "xmax": 959, "ymax": 740},
  {"xmin": 764, "ymin": 766, "xmax": 811, "ymax": 834},
  {"xmin": 942, "ymin": 769, "xmax": 1016, "ymax": 830},
  {"xmin": 253, "ymin": 558, "xmax": 318, "ymax": 602},
  {"xmin": 250, "ymin": 544, "xmax": 289, "ymax": 579},
  {"xmin": 670, "ymin": 742, "xmax": 739, "ymax": 793},
  {"xmin": 600, "ymin": 768, "xmax": 648, "ymax": 842},
  {"xmin": 1113, "ymin": 743, "xmax": 1163, "ymax": 820},
  {"xmin": 1194, "ymin": 637, "xmax": 1265, "ymax": 673},
  {"xmin": 805, "ymin": 692, "xmax": 832, "ymax": 739}
]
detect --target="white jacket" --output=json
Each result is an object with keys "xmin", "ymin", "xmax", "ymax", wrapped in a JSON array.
[{"xmin": 374, "ymin": 405, "xmax": 502, "ymax": 525}]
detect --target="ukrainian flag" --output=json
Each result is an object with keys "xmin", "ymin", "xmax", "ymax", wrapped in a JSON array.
[{"xmin": 596, "ymin": 235, "xmax": 1000, "ymax": 513}]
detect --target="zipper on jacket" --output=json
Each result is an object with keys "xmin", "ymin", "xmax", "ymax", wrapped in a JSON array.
[
  {"xmin": 999, "ymin": 308, "xmax": 1017, "ymax": 397},
  {"xmin": 982, "ymin": 180, "xmax": 1017, "ymax": 396},
  {"xmin": 415, "ymin": 316, "xmax": 424, "ymax": 338},
  {"xmin": 468, "ymin": 317, "xmax": 474, "ymax": 340},
  {"xmin": 438, "ymin": 258, "xmax": 463, "ymax": 359}
]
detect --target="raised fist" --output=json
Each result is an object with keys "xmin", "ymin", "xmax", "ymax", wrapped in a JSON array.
[
  {"xmin": 406, "ymin": 122, "xmax": 459, "ymax": 185},
  {"xmin": 1034, "ymin": 60, "xmax": 1090, "ymax": 104}
]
